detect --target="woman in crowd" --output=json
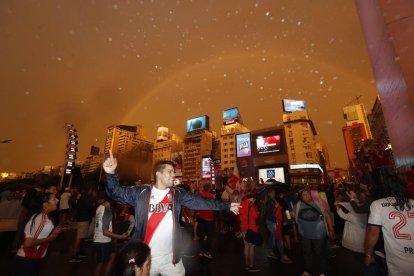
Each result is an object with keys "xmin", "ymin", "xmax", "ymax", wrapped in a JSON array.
[
  {"xmin": 117, "ymin": 241, "xmax": 151, "ymax": 276},
  {"xmin": 293, "ymin": 189, "xmax": 335, "ymax": 276},
  {"xmin": 12, "ymin": 192, "xmax": 65, "ymax": 276},
  {"xmin": 239, "ymin": 193, "xmax": 261, "ymax": 273}
]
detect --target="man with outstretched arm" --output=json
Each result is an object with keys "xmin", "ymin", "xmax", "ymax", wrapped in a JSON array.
[{"xmin": 103, "ymin": 151, "xmax": 241, "ymax": 276}]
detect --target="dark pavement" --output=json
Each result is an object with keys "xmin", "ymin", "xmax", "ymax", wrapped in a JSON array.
[{"xmin": 1, "ymin": 225, "xmax": 365, "ymax": 276}]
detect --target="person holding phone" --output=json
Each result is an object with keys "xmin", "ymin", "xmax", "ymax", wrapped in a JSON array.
[{"xmin": 12, "ymin": 193, "xmax": 67, "ymax": 276}]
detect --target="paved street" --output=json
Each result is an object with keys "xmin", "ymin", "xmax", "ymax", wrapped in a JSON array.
[{"xmin": 1, "ymin": 224, "xmax": 365, "ymax": 276}]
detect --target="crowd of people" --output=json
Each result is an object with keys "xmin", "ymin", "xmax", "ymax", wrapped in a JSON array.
[{"xmin": 2, "ymin": 154, "xmax": 414, "ymax": 276}]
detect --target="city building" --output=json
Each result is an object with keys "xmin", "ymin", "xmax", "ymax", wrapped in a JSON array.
[
  {"xmin": 104, "ymin": 125, "xmax": 154, "ymax": 182},
  {"xmin": 282, "ymin": 110, "xmax": 323, "ymax": 185},
  {"xmin": 182, "ymin": 115, "xmax": 213, "ymax": 183},
  {"xmin": 220, "ymin": 122, "xmax": 250, "ymax": 177},
  {"xmin": 246, "ymin": 126, "xmax": 289, "ymax": 185},
  {"xmin": 342, "ymin": 123, "xmax": 368, "ymax": 166},
  {"xmin": 367, "ymin": 96, "xmax": 392, "ymax": 153},
  {"xmin": 343, "ymin": 104, "xmax": 373, "ymax": 139},
  {"xmin": 152, "ymin": 127, "xmax": 183, "ymax": 181}
]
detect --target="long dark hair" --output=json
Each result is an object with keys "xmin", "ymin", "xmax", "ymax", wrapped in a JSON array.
[
  {"xmin": 383, "ymin": 173, "xmax": 411, "ymax": 211},
  {"xmin": 26, "ymin": 192, "xmax": 54, "ymax": 233},
  {"xmin": 117, "ymin": 241, "xmax": 150, "ymax": 276}
]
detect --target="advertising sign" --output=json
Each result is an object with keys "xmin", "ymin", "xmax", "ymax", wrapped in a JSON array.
[
  {"xmin": 282, "ymin": 99, "xmax": 307, "ymax": 113},
  {"xmin": 202, "ymin": 157, "xmax": 212, "ymax": 179},
  {"xmin": 258, "ymin": 167, "xmax": 285, "ymax": 183},
  {"xmin": 223, "ymin": 107, "xmax": 239, "ymax": 125},
  {"xmin": 187, "ymin": 115, "xmax": 209, "ymax": 132},
  {"xmin": 236, "ymin": 133, "xmax": 252, "ymax": 157},
  {"xmin": 256, "ymin": 135, "xmax": 281, "ymax": 154}
]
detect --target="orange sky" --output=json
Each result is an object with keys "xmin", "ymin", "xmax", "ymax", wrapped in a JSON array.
[{"xmin": 0, "ymin": 0, "xmax": 378, "ymax": 173}]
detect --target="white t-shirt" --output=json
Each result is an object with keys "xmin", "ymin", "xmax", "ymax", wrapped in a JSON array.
[
  {"xmin": 147, "ymin": 187, "xmax": 173, "ymax": 259},
  {"xmin": 17, "ymin": 213, "xmax": 54, "ymax": 259},
  {"xmin": 368, "ymin": 197, "xmax": 414, "ymax": 276},
  {"xmin": 94, "ymin": 204, "xmax": 112, "ymax": 243}
]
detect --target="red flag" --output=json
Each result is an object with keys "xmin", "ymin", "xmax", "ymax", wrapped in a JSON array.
[{"xmin": 226, "ymin": 166, "xmax": 244, "ymax": 195}]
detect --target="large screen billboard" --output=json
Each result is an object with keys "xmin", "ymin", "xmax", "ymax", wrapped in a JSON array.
[
  {"xmin": 255, "ymin": 135, "xmax": 281, "ymax": 155},
  {"xmin": 282, "ymin": 99, "xmax": 307, "ymax": 113},
  {"xmin": 186, "ymin": 115, "xmax": 209, "ymax": 133},
  {"xmin": 258, "ymin": 167, "xmax": 285, "ymax": 183},
  {"xmin": 202, "ymin": 157, "xmax": 211, "ymax": 179},
  {"xmin": 236, "ymin": 133, "xmax": 252, "ymax": 157},
  {"xmin": 223, "ymin": 107, "xmax": 239, "ymax": 125}
]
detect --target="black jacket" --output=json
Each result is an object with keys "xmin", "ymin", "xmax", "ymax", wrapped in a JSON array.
[{"xmin": 105, "ymin": 173, "xmax": 231, "ymax": 264}]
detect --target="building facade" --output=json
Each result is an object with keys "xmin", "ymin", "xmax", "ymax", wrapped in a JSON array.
[
  {"xmin": 282, "ymin": 111, "xmax": 323, "ymax": 185},
  {"xmin": 104, "ymin": 125, "xmax": 154, "ymax": 182}
]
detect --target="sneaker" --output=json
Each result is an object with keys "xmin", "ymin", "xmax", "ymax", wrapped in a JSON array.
[
  {"xmin": 301, "ymin": 272, "xmax": 312, "ymax": 276},
  {"xmin": 248, "ymin": 266, "xmax": 261, "ymax": 273},
  {"xmin": 330, "ymin": 244, "xmax": 340, "ymax": 249},
  {"xmin": 68, "ymin": 256, "xmax": 83, "ymax": 263},
  {"xmin": 281, "ymin": 257, "xmax": 293, "ymax": 264},
  {"xmin": 203, "ymin": 252, "xmax": 213, "ymax": 259}
]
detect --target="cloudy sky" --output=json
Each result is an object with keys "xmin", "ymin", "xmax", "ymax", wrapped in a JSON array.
[{"xmin": 0, "ymin": 0, "xmax": 378, "ymax": 173}]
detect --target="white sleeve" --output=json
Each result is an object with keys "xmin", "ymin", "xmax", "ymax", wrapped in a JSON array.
[{"xmin": 368, "ymin": 200, "xmax": 382, "ymax": 226}]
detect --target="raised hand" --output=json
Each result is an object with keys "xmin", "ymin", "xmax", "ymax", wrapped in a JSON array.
[
  {"xmin": 103, "ymin": 150, "xmax": 117, "ymax": 174},
  {"xmin": 230, "ymin": 202, "xmax": 242, "ymax": 215}
]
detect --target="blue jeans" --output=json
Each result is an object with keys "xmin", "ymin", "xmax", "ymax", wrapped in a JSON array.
[{"xmin": 265, "ymin": 219, "xmax": 286, "ymax": 257}]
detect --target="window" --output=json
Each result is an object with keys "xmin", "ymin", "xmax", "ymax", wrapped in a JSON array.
[{"xmin": 306, "ymin": 152, "xmax": 313, "ymax": 158}]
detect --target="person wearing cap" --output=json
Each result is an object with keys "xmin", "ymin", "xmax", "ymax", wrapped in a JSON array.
[{"xmin": 103, "ymin": 151, "xmax": 241, "ymax": 276}]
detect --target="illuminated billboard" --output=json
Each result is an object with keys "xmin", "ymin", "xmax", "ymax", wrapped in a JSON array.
[
  {"xmin": 282, "ymin": 99, "xmax": 307, "ymax": 113},
  {"xmin": 255, "ymin": 135, "xmax": 281, "ymax": 154},
  {"xmin": 186, "ymin": 115, "xmax": 209, "ymax": 132},
  {"xmin": 202, "ymin": 157, "xmax": 212, "ymax": 179},
  {"xmin": 223, "ymin": 107, "xmax": 239, "ymax": 125},
  {"xmin": 157, "ymin": 127, "xmax": 169, "ymax": 141},
  {"xmin": 236, "ymin": 133, "xmax": 252, "ymax": 157},
  {"xmin": 258, "ymin": 167, "xmax": 285, "ymax": 183}
]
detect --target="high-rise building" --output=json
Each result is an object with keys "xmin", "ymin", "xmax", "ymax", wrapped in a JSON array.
[
  {"xmin": 104, "ymin": 125, "xmax": 152, "ymax": 154},
  {"xmin": 368, "ymin": 96, "xmax": 391, "ymax": 151},
  {"xmin": 152, "ymin": 127, "xmax": 183, "ymax": 181},
  {"xmin": 104, "ymin": 125, "xmax": 154, "ymax": 182},
  {"xmin": 81, "ymin": 154, "xmax": 103, "ymax": 175},
  {"xmin": 342, "ymin": 104, "xmax": 372, "ymax": 167},
  {"xmin": 283, "ymin": 110, "xmax": 322, "ymax": 185},
  {"xmin": 182, "ymin": 130, "xmax": 213, "ymax": 182},
  {"xmin": 343, "ymin": 104, "xmax": 373, "ymax": 139},
  {"xmin": 220, "ymin": 122, "xmax": 250, "ymax": 176}
]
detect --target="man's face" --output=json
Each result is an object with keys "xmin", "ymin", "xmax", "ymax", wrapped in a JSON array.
[{"xmin": 156, "ymin": 164, "xmax": 175, "ymax": 189}]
